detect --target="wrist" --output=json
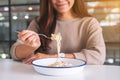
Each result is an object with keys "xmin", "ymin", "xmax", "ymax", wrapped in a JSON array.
[{"xmin": 49, "ymin": 54, "xmax": 58, "ymax": 58}]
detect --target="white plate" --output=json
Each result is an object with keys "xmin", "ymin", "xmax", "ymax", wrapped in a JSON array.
[{"xmin": 32, "ymin": 58, "xmax": 86, "ymax": 76}]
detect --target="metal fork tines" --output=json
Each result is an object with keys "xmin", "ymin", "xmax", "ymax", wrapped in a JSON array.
[{"xmin": 38, "ymin": 34, "xmax": 51, "ymax": 39}]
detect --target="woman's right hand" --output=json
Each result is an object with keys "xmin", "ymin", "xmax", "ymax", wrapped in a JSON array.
[{"xmin": 18, "ymin": 30, "xmax": 41, "ymax": 49}]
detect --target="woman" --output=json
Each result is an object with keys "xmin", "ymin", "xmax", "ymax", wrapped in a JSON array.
[{"xmin": 10, "ymin": 0, "xmax": 106, "ymax": 64}]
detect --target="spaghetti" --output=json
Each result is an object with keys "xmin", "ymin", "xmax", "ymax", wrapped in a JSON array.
[{"xmin": 49, "ymin": 33, "xmax": 72, "ymax": 67}]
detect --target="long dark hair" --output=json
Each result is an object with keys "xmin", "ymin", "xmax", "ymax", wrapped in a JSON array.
[{"xmin": 36, "ymin": 0, "xmax": 91, "ymax": 53}]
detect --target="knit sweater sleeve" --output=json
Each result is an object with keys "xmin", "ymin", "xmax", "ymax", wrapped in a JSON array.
[
  {"xmin": 74, "ymin": 18, "xmax": 106, "ymax": 65},
  {"xmin": 10, "ymin": 19, "xmax": 39, "ymax": 60}
]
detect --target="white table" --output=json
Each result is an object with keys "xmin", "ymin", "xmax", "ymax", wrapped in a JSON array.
[{"xmin": 0, "ymin": 59, "xmax": 120, "ymax": 80}]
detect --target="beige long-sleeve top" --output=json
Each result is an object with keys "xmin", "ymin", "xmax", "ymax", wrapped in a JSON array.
[{"xmin": 10, "ymin": 17, "xmax": 106, "ymax": 64}]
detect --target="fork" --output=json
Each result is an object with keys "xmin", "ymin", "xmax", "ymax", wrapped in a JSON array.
[
  {"xmin": 38, "ymin": 34, "xmax": 51, "ymax": 39},
  {"xmin": 15, "ymin": 31, "xmax": 51, "ymax": 39}
]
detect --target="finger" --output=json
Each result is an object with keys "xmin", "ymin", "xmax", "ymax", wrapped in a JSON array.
[
  {"xmin": 26, "ymin": 35, "xmax": 40, "ymax": 48},
  {"xmin": 21, "ymin": 33, "xmax": 33, "ymax": 41},
  {"xmin": 29, "ymin": 38, "xmax": 37, "ymax": 47},
  {"xmin": 23, "ymin": 53, "xmax": 42, "ymax": 64},
  {"xmin": 18, "ymin": 32, "xmax": 34, "ymax": 42},
  {"xmin": 23, "ymin": 56, "xmax": 36, "ymax": 64},
  {"xmin": 18, "ymin": 30, "xmax": 29, "ymax": 38},
  {"xmin": 24, "ymin": 34, "xmax": 36, "ymax": 44},
  {"xmin": 18, "ymin": 30, "xmax": 38, "ymax": 39}
]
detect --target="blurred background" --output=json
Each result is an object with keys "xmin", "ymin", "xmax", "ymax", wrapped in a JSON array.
[{"xmin": 0, "ymin": 0, "xmax": 120, "ymax": 65}]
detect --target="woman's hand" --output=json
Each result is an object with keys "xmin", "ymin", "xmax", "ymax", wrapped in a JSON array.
[
  {"xmin": 18, "ymin": 30, "xmax": 41, "ymax": 49},
  {"xmin": 23, "ymin": 53, "xmax": 50, "ymax": 64}
]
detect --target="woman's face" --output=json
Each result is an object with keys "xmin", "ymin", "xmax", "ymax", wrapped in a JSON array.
[{"xmin": 52, "ymin": 0, "xmax": 74, "ymax": 14}]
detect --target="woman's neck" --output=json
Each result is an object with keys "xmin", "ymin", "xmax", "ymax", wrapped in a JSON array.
[{"xmin": 57, "ymin": 11, "xmax": 77, "ymax": 20}]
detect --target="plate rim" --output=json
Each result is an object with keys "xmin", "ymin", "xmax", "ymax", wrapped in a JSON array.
[{"xmin": 32, "ymin": 58, "xmax": 86, "ymax": 68}]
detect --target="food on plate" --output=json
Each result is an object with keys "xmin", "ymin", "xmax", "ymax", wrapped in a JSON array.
[{"xmin": 48, "ymin": 61, "xmax": 72, "ymax": 67}]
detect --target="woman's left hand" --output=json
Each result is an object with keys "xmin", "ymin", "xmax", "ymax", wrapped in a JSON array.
[{"xmin": 23, "ymin": 53, "xmax": 49, "ymax": 64}]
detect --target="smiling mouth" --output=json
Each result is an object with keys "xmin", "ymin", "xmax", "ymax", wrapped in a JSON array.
[{"xmin": 57, "ymin": 4, "xmax": 67, "ymax": 9}]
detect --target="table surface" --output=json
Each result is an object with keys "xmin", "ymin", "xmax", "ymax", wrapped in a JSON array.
[{"xmin": 0, "ymin": 59, "xmax": 120, "ymax": 80}]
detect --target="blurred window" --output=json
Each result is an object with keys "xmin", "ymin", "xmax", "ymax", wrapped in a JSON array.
[{"xmin": 0, "ymin": 0, "xmax": 39, "ymax": 59}]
